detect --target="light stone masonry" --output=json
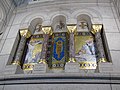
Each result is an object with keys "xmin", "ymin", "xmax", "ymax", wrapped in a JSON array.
[{"xmin": 0, "ymin": 0, "xmax": 120, "ymax": 90}]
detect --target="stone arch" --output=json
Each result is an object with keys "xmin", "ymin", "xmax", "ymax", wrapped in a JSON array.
[
  {"xmin": 50, "ymin": 11, "xmax": 68, "ymax": 22},
  {"xmin": 51, "ymin": 15, "xmax": 67, "ymax": 32},
  {"xmin": 28, "ymin": 18, "xmax": 43, "ymax": 34},
  {"xmin": 77, "ymin": 14, "xmax": 92, "ymax": 30},
  {"xmin": 72, "ymin": 8, "xmax": 103, "ymax": 24},
  {"xmin": 20, "ymin": 13, "xmax": 44, "ymax": 34}
]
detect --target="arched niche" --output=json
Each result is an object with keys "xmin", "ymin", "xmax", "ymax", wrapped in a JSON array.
[
  {"xmin": 11, "ymin": 17, "xmax": 45, "ymax": 72},
  {"xmin": 75, "ymin": 14, "xmax": 97, "ymax": 71},
  {"xmin": 28, "ymin": 18, "xmax": 43, "ymax": 34},
  {"xmin": 77, "ymin": 14, "xmax": 92, "ymax": 31},
  {"xmin": 45, "ymin": 15, "xmax": 69, "ymax": 70},
  {"xmin": 23, "ymin": 18, "xmax": 44, "ymax": 72},
  {"xmin": 73, "ymin": 8, "xmax": 103, "ymax": 24},
  {"xmin": 51, "ymin": 15, "xmax": 66, "ymax": 32}
]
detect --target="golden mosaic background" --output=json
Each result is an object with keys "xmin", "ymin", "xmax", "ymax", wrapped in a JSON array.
[{"xmin": 75, "ymin": 35, "xmax": 92, "ymax": 54}]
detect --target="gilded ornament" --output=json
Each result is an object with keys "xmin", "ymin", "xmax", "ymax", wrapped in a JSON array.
[
  {"xmin": 38, "ymin": 59, "xmax": 46, "ymax": 64},
  {"xmin": 79, "ymin": 61, "xmax": 97, "ymax": 69},
  {"xmin": 42, "ymin": 26, "xmax": 52, "ymax": 35},
  {"xmin": 68, "ymin": 58, "xmax": 76, "ymax": 63},
  {"xmin": 12, "ymin": 61, "xmax": 21, "ymax": 65},
  {"xmin": 23, "ymin": 63, "xmax": 36, "ymax": 71},
  {"xmin": 67, "ymin": 24, "xmax": 77, "ymax": 34},
  {"xmin": 91, "ymin": 24, "xmax": 102, "ymax": 34},
  {"xmin": 98, "ymin": 58, "xmax": 107, "ymax": 63},
  {"xmin": 20, "ymin": 29, "xmax": 31, "ymax": 38}
]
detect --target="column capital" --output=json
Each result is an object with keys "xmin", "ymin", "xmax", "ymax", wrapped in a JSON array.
[
  {"xmin": 42, "ymin": 26, "xmax": 52, "ymax": 35},
  {"xmin": 67, "ymin": 24, "xmax": 77, "ymax": 34},
  {"xmin": 91, "ymin": 24, "xmax": 102, "ymax": 34},
  {"xmin": 20, "ymin": 29, "xmax": 31, "ymax": 38}
]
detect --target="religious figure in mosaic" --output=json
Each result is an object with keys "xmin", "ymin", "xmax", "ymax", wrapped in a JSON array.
[
  {"xmin": 56, "ymin": 40, "xmax": 63, "ymax": 58},
  {"xmin": 25, "ymin": 40, "xmax": 42, "ymax": 63},
  {"xmin": 76, "ymin": 36, "xmax": 96, "ymax": 62}
]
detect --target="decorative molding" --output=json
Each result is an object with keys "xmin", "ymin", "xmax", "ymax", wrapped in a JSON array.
[{"xmin": 98, "ymin": 58, "xmax": 108, "ymax": 63}]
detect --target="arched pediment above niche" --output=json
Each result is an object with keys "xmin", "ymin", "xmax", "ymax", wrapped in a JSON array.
[
  {"xmin": 72, "ymin": 8, "xmax": 103, "ymax": 24},
  {"xmin": 51, "ymin": 15, "xmax": 67, "ymax": 32},
  {"xmin": 50, "ymin": 12, "xmax": 68, "ymax": 24},
  {"xmin": 77, "ymin": 14, "xmax": 92, "ymax": 32},
  {"xmin": 29, "ymin": 18, "xmax": 43, "ymax": 34},
  {"xmin": 20, "ymin": 13, "xmax": 45, "ymax": 34}
]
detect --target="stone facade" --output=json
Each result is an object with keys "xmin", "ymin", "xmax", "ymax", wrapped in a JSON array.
[{"xmin": 0, "ymin": 0, "xmax": 120, "ymax": 90}]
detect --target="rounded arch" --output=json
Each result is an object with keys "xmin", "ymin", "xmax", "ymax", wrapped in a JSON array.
[
  {"xmin": 28, "ymin": 18, "xmax": 43, "ymax": 34},
  {"xmin": 20, "ymin": 13, "xmax": 44, "ymax": 34},
  {"xmin": 50, "ymin": 11, "xmax": 68, "ymax": 24},
  {"xmin": 51, "ymin": 15, "xmax": 67, "ymax": 31},
  {"xmin": 77, "ymin": 14, "xmax": 92, "ymax": 30},
  {"xmin": 73, "ymin": 8, "xmax": 103, "ymax": 24},
  {"xmin": 20, "ymin": 13, "xmax": 45, "ymax": 27}
]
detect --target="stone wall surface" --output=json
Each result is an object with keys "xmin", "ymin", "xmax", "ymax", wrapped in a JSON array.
[{"xmin": 0, "ymin": 0, "xmax": 120, "ymax": 90}]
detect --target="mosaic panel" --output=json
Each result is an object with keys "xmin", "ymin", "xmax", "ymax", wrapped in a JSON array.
[
  {"xmin": 23, "ymin": 34, "xmax": 43, "ymax": 70},
  {"xmin": 75, "ymin": 32, "xmax": 97, "ymax": 69},
  {"xmin": 46, "ymin": 32, "xmax": 69, "ymax": 69}
]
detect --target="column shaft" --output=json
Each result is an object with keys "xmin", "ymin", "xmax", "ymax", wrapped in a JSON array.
[
  {"xmin": 13, "ymin": 36, "xmax": 26, "ymax": 65},
  {"xmin": 69, "ymin": 33, "xmax": 75, "ymax": 58},
  {"xmin": 67, "ymin": 25, "xmax": 76, "ymax": 62},
  {"xmin": 95, "ymin": 32, "xmax": 106, "ymax": 59},
  {"xmin": 12, "ymin": 29, "xmax": 31, "ymax": 65},
  {"xmin": 41, "ymin": 34, "xmax": 49, "ymax": 59},
  {"xmin": 91, "ymin": 24, "xmax": 107, "ymax": 63}
]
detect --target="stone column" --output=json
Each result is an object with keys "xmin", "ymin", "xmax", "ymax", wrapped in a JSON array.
[
  {"xmin": 4, "ymin": 29, "xmax": 31, "ymax": 74},
  {"xmin": 12, "ymin": 29, "xmax": 31, "ymax": 65},
  {"xmin": 65, "ymin": 25, "xmax": 79, "ymax": 72},
  {"xmin": 91, "ymin": 24, "xmax": 112, "ymax": 73},
  {"xmin": 33, "ymin": 26, "xmax": 52, "ymax": 73},
  {"xmin": 39, "ymin": 26, "xmax": 52, "ymax": 63},
  {"xmin": 67, "ymin": 25, "xmax": 76, "ymax": 62},
  {"xmin": 91, "ymin": 24, "xmax": 107, "ymax": 63}
]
